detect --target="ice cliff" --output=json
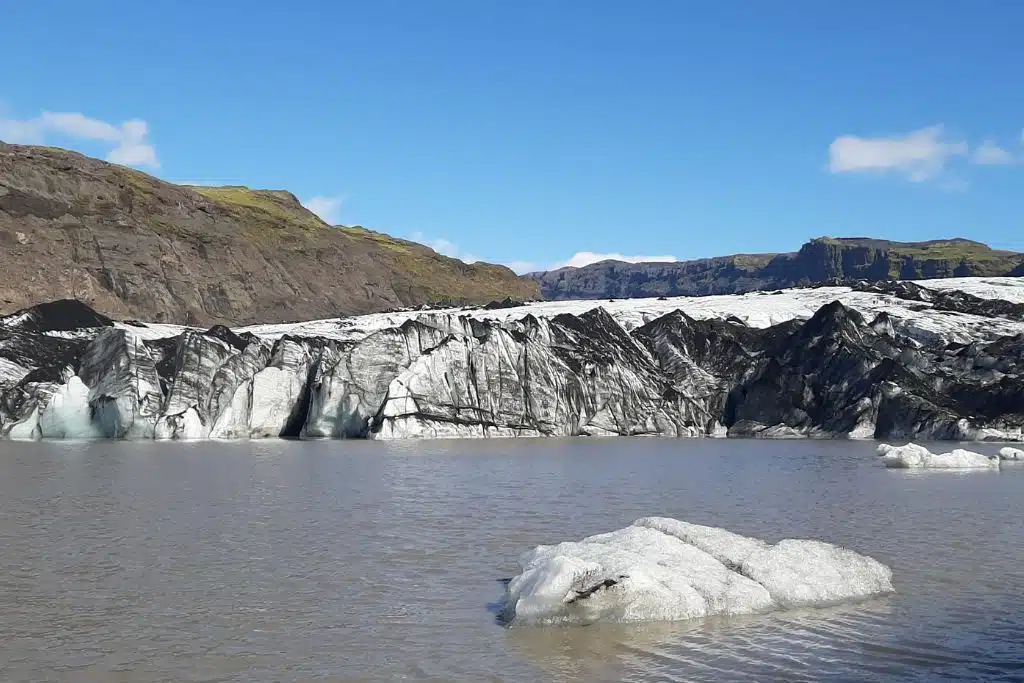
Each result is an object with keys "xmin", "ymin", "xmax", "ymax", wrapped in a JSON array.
[
  {"xmin": 2, "ymin": 278, "xmax": 1024, "ymax": 441},
  {"xmin": 502, "ymin": 517, "xmax": 894, "ymax": 626}
]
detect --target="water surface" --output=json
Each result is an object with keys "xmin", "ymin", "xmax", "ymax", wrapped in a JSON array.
[{"xmin": 1, "ymin": 438, "xmax": 1021, "ymax": 682}]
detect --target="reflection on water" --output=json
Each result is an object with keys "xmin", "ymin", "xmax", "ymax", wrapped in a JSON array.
[
  {"xmin": 507, "ymin": 600, "xmax": 898, "ymax": 682},
  {"xmin": 0, "ymin": 438, "xmax": 1022, "ymax": 682}
]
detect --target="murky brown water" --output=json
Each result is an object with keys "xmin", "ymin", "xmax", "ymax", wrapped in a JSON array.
[{"xmin": 1, "ymin": 438, "xmax": 1022, "ymax": 682}]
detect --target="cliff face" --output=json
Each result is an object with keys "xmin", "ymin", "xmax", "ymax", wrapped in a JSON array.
[
  {"xmin": 529, "ymin": 237, "xmax": 1024, "ymax": 300},
  {"xmin": 0, "ymin": 143, "xmax": 539, "ymax": 325}
]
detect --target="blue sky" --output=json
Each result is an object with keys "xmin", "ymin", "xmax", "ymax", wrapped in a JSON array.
[{"xmin": 2, "ymin": 1, "xmax": 1022, "ymax": 272}]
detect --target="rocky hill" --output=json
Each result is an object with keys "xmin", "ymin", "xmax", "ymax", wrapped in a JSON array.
[
  {"xmin": 529, "ymin": 237, "xmax": 1024, "ymax": 300},
  {"xmin": 0, "ymin": 142, "xmax": 538, "ymax": 326}
]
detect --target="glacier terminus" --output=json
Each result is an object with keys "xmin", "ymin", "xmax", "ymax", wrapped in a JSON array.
[{"xmin": 2, "ymin": 277, "xmax": 1024, "ymax": 442}]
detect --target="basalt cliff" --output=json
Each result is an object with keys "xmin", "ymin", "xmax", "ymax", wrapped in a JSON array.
[
  {"xmin": 529, "ymin": 237, "xmax": 1024, "ymax": 300},
  {"xmin": 2, "ymin": 278, "xmax": 1023, "ymax": 442}
]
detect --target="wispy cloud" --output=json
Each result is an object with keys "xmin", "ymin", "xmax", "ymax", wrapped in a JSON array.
[
  {"xmin": 971, "ymin": 140, "xmax": 1015, "ymax": 166},
  {"xmin": 829, "ymin": 125, "xmax": 1024, "ymax": 186},
  {"xmin": 410, "ymin": 232, "xmax": 479, "ymax": 264},
  {"xmin": 503, "ymin": 260, "xmax": 540, "ymax": 274},
  {"xmin": 551, "ymin": 252, "xmax": 678, "ymax": 269},
  {"xmin": 0, "ymin": 110, "xmax": 159, "ymax": 168},
  {"xmin": 398, "ymin": 234, "xmax": 680, "ymax": 274},
  {"xmin": 505, "ymin": 253, "xmax": 679, "ymax": 273},
  {"xmin": 828, "ymin": 125, "xmax": 966, "ymax": 182},
  {"xmin": 302, "ymin": 196, "xmax": 344, "ymax": 224}
]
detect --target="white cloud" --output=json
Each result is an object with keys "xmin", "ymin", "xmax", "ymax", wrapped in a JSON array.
[
  {"xmin": 551, "ymin": 252, "xmax": 678, "ymax": 269},
  {"xmin": 971, "ymin": 140, "xmax": 1015, "ymax": 166},
  {"xmin": 105, "ymin": 119, "xmax": 158, "ymax": 168},
  {"xmin": 503, "ymin": 260, "xmax": 539, "ymax": 274},
  {"xmin": 302, "ymin": 196, "xmax": 344, "ymax": 224},
  {"xmin": 0, "ymin": 118, "xmax": 45, "ymax": 144},
  {"xmin": 422, "ymin": 235, "xmax": 458, "ymax": 257},
  {"xmin": 40, "ymin": 111, "xmax": 122, "ymax": 141},
  {"xmin": 828, "ymin": 125, "xmax": 966, "ymax": 182},
  {"xmin": 0, "ymin": 110, "xmax": 159, "ymax": 168},
  {"xmin": 394, "ymin": 234, "xmax": 679, "ymax": 273},
  {"xmin": 410, "ymin": 232, "xmax": 479, "ymax": 264},
  {"xmin": 505, "ymin": 252, "xmax": 679, "ymax": 273}
]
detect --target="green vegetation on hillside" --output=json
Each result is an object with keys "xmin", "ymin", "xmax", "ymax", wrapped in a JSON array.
[
  {"xmin": 338, "ymin": 225, "xmax": 416, "ymax": 252},
  {"xmin": 338, "ymin": 227, "xmax": 530, "ymax": 305},
  {"xmin": 193, "ymin": 186, "xmax": 327, "ymax": 236},
  {"xmin": 816, "ymin": 236, "xmax": 1015, "ymax": 260},
  {"xmin": 191, "ymin": 186, "xmax": 534, "ymax": 305},
  {"xmin": 731, "ymin": 253, "xmax": 777, "ymax": 270}
]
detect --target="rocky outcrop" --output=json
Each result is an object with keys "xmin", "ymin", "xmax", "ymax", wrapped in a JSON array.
[
  {"xmin": 0, "ymin": 143, "xmax": 538, "ymax": 326},
  {"xmin": 2, "ymin": 282, "xmax": 1023, "ymax": 441},
  {"xmin": 529, "ymin": 237, "xmax": 1024, "ymax": 300}
]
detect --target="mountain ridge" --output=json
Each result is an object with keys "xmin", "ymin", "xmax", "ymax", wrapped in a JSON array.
[
  {"xmin": 529, "ymin": 236, "xmax": 1024, "ymax": 300},
  {"xmin": 0, "ymin": 142, "xmax": 539, "ymax": 326}
]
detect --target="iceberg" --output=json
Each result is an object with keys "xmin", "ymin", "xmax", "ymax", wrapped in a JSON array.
[
  {"xmin": 999, "ymin": 446, "xmax": 1024, "ymax": 461},
  {"xmin": 502, "ymin": 517, "xmax": 893, "ymax": 626},
  {"xmin": 877, "ymin": 443, "xmax": 1000, "ymax": 469}
]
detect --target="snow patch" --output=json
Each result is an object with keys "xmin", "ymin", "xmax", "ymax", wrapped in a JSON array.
[
  {"xmin": 920, "ymin": 277, "xmax": 1024, "ymax": 304},
  {"xmin": 231, "ymin": 278, "xmax": 1024, "ymax": 346}
]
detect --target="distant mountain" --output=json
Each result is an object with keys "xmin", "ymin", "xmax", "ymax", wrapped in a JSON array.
[
  {"xmin": 528, "ymin": 237, "xmax": 1024, "ymax": 300},
  {"xmin": 0, "ymin": 142, "xmax": 539, "ymax": 326}
]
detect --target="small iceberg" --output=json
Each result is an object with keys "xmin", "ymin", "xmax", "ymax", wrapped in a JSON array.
[
  {"xmin": 502, "ymin": 517, "xmax": 893, "ymax": 626},
  {"xmin": 877, "ymin": 443, "xmax": 1000, "ymax": 469},
  {"xmin": 999, "ymin": 446, "xmax": 1024, "ymax": 461}
]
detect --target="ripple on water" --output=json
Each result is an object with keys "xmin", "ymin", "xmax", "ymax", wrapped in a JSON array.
[{"xmin": 0, "ymin": 437, "xmax": 1022, "ymax": 682}]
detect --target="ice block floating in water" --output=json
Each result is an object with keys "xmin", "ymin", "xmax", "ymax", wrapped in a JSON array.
[
  {"xmin": 503, "ymin": 517, "xmax": 894, "ymax": 626},
  {"xmin": 877, "ymin": 443, "xmax": 1001, "ymax": 469},
  {"xmin": 998, "ymin": 446, "xmax": 1023, "ymax": 461}
]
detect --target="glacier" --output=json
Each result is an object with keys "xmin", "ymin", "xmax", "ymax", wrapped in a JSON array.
[
  {"xmin": 502, "ymin": 517, "xmax": 894, "ymax": 626},
  {"xmin": 2, "ymin": 277, "xmax": 1024, "ymax": 441}
]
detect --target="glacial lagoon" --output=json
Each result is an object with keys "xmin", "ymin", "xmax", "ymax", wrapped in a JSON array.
[{"xmin": 1, "ymin": 438, "xmax": 1022, "ymax": 682}]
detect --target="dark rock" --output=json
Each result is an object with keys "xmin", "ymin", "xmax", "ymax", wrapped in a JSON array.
[
  {"xmin": 483, "ymin": 297, "xmax": 526, "ymax": 310},
  {"xmin": 0, "ymin": 299, "xmax": 113, "ymax": 332},
  {"xmin": 204, "ymin": 324, "xmax": 249, "ymax": 351}
]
